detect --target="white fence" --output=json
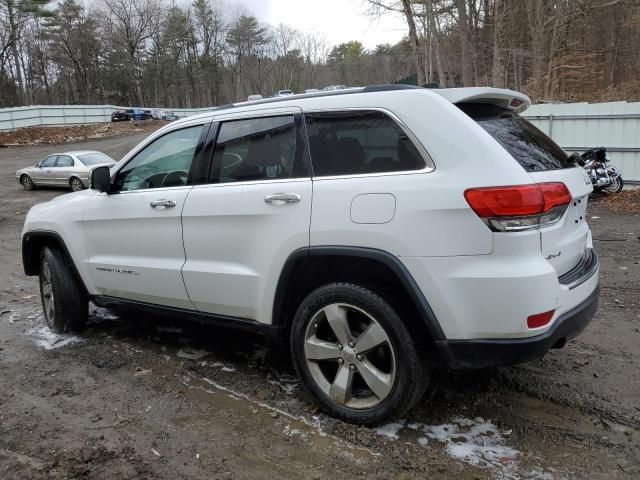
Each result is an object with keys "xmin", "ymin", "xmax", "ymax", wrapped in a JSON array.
[
  {"xmin": 523, "ymin": 101, "xmax": 640, "ymax": 182},
  {"xmin": 1, "ymin": 100, "xmax": 639, "ymax": 181},
  {"xmin": 0, "ymin": 105, "xmax": 215, "ymax": 132}
]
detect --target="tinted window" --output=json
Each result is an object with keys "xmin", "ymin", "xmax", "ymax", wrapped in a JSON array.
[
  {"xmin": 40, "ymin": 156, "xmax": 57, "ymax": 168},
  {"xmin": 210, "ymin": 115, "xmax": 303, "ymax": 183},
  {"xmin": 78, "ymin": 152, "xmax": 113, "ymax": 166},
  {"xmin": 113, "ymin": 125, "xmax": 203, "ymax": 191},
  {"xmin": 305, "ymin": 111, "xmax": 426, "ymax": 176},
  {"xmin": 55, "ymin": 155, "xmax": 74, "ymax": 167},
  {"xmin": 457, "ymin": 103, "xmax": 570, "ymax": 172}
]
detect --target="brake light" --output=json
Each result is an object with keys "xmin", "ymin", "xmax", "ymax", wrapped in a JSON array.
[
  {"xmin": 527, "ymin": 310, "xmax": 555, "ymax": 329},
  {"xmin": 464, "ymin": 183, "xmax": 571, "ymax": 231}
]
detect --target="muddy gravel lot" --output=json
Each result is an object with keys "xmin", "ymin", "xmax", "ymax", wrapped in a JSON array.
[{"xmin": 1, "ymin": 134, "xmax": 639, "ymax": 479}]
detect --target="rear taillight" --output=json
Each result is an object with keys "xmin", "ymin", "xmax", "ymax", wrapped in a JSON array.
[
  {"xmin": 527, "ymin": 310, "xmax": 555, "ymax": 329},
  {"xmin": 464, "ymin": 182, "xmax": 571, "ymax": 231}
]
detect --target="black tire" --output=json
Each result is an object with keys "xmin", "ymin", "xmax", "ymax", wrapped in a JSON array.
[
  {"xmin": 290, "ymin": 282, "xmax": 429, "ymax": 426},
  {"xmin": 39, "ymin": 246, "xmax": 88, "ymax": 333},
  {"xmin": 21, "ymin": 174, "xmax": 35, "ymax": 191},
  {"xmin": 603, "ymin": 176, "xmax": 624, "ymax": 194},
  {"xmin": 69, "ymin": 177, "xmax": 84, "ymax": 192}
]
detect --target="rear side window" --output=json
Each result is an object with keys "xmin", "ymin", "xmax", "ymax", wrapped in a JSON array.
[
  {"xmin": 305, "ymin": 111, "xmax": 426, "ymax": 176},
  {"xmin": 55, "ymin": 155, "xmax": 74, "ymax": 167},
  {"xmin": 457, "ymin": 103, "xmax": 570, "ymax": 172},
  {"xmin": 210, "ymin": 115, "xmax": 305, "ymax": 183}
]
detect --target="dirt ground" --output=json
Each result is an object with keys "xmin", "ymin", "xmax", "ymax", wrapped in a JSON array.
[
  {"xmin": 0, "ymin": 121, "xmax": 167, "ymax": 147},
  {"xmin": 0, "ymin": 134, "xmax": 639, "ymax": 479}
]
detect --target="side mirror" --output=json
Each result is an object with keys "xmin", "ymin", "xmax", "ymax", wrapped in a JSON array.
[{"xmin": 90, "ymin": 166, "xmax": 111, "ymax": 193}]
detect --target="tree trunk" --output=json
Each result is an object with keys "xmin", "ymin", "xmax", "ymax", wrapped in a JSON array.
[
  {"xmin": 7, "ymin": 1, "xmax": 24, "ymax": 104},
  {"xmin": 454, "ymin": 0, "xmax": 474, "ymax": 86},
  {"xmin": 491, "ymin": 0, "xmax": 507, "ymax": 87},
  {"xmin": 400, "ymin": 0, "xmax": 425, "ymax": 86}
]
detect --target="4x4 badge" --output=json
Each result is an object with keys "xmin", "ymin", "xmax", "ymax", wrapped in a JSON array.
[{"xmin": 545, "ymin": 251, "xmax": 562, "ymax": 260}]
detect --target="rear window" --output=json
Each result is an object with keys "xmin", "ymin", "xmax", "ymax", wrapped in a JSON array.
[
  {"xmin": 457, "ymin": 103, "xmax": 570, "ymax": 172},
  {"xmin": 78, "ymin": 152, "xmax": 113, "ymax": 166}
]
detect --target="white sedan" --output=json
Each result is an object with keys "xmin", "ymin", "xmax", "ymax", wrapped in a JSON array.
[{"xmin": 16, "ymin": 150, "xmax": 116, "ymax": 192}]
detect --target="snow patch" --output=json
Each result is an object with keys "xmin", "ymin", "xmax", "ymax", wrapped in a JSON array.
[
  {"xmin": 177, "ymin": 348, "xmax": 210, "ymax": 360},
  {"xmin": 375, "ymin": 422, "xmax": 405, "ymax": 440},
  {"xmin": 416, "ymin": 417, "xmax": 519, "ymax": 469},
  {"xmin": 27, "ymin": 326, "xmax": 82, "ymax": 350}
]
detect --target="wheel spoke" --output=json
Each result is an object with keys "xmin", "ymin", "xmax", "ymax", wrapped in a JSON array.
[
  {"xmin": 42, "ymin": 283, "xmax": 52, "ymax": 297},
  {"xmin": 305, "ymin": 337, "xmax": 342, "ymax": 361},
  {"xmin": 356, "ymin": 360, "xmax": 392, "ymax": 399},
  {"xmin": 329, "ymin": 363, "xmax": 354, "ymax": 404},
  {"xmin": 323, "ymin": 304, "xmax": 351, "ymax": 345},
  {"xmin": 42, "ymin": 264, "xmax": 51, "ymax": 283},
  {"xmin": 355, "ymin": 322, "xmax": 388, "ymax": 354}
]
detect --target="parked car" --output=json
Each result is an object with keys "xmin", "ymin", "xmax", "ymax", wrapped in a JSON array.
[
  {"xmin": 151, "ymin": 109, "xmax": 164, "ymax": 120},
  {"xmin": 111, "ymin": 110, "xmax": 130, "ymax": 122},
  {"xmin": 161, "ymin": 111, "xmax": 179, "ymax": 121},
  {"xmin": 21, "ymin": 85, "xmax": 599, "ymax": 425},
  {"xmin": 127, "ymin": 108, "xmax": 152, "ymax": 121},
  {"xmin": 272, "ymin": 89, "xmax": 294, "ymax": 97},
  {"xmin": 323, "ymin": 85, "xmax": 347, "ymax": 91},
  {"xmin": 247, "ymin": 94, "xmax": 264, "ymax": 101},
  {"xmin": 16, "ymin": 151, "xmax": 116, "ymax": 192}
]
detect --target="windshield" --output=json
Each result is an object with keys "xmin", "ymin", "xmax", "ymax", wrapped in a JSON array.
[
  {"xmin": 457, "ymin": 103, "xmax": 570, "ymax": 172},
  {"xmin": 78, "ymin": 153, "xmax": 113, "ymax": 166}
]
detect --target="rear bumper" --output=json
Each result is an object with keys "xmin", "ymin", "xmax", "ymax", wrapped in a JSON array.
[{"xmin": 436, "ymin": 284, "xmax": 599, "ymax": 369}]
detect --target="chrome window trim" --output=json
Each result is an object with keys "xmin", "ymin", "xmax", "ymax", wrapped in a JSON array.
[{"xmin": 302, "ymin": 106, "xmax": 436, "ymax": 178}]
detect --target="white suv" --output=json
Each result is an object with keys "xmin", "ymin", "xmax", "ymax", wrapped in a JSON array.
[{"xmin": 21, "ymin": 85, "xmax": 599, "ymax": 425}]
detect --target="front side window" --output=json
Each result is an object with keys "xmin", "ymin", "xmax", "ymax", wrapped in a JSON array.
[
  {"xmin": 113, "ymin": 125, "xmax": 204, "ymax": 192},
  {"xmin": 305, "ymin": 111, "xmax": 426, "ymax": 176},
  {"xmin": 210, "ymin": 115, "xmax": 302, "ymax": 183},
  {"xmin": 40, "ymin": 156, "xmax": 57, "ymax": 168},
  {"xmin": 55, "ymin": 155, "xmax": 74, "ymax": 167}
]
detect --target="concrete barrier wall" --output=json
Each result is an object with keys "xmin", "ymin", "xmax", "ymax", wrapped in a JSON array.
[
  {"xmin": 0, "ymin": 105, "xmax": 215, "ymax": 132},
  {"xmin": 1, "ymin": 100, "xmax": 639, "ymax": 180},
  {"xmin": 523, "ymin": 101, "xmax": 640, "ymax": 182}
]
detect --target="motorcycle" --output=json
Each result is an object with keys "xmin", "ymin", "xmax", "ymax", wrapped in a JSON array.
[{"xmin": 576, "ymin": 147, "xmax": 624, "ymax": 194}]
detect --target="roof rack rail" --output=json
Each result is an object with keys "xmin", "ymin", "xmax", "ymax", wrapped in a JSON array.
[{"xmin": 211, "ymin": 84, "xmax": 426, "ymax": 111}]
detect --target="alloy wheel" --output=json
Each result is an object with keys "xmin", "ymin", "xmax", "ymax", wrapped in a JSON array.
[
  {"xmin": 22, "ymin": 176, "xmax": 33, "ymax": 190},
  {"xmin": 603, "ymin": 177, "xmax": 621, "ymax": 194},
  {"xmin": 41, "ymin": 259, "xmax": 55, "ymax": 328},
  {"xmin": 71, "ymin": 178, "xmax": 83, "ymax": 192},
  {"xmin": 303, "ymin": 303, "xmax": 396, "ymax": 409}
]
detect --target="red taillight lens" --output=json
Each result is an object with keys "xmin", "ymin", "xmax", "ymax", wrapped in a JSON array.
[
  {"xmin": 527, "ymin": 310, "xmax": 555, "ymax": 329},
  {"xmin": 464, "ymin": 183, "xmax": 571, "ymax": 218}
]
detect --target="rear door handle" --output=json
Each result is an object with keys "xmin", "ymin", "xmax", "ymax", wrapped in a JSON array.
[
  {"xmin": 264, "ymin": 193, "xmax": 301, "ymax": 204},
  {"xmin": 150, "ymin": 199, "xmax": 176, "ymax": 208}
]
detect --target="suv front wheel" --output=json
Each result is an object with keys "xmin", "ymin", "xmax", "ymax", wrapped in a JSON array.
[
  {"xmin": 291, "ymin": 283, "xmax": 429, "ymax": 425},
  {"xmin": 39, "ymin": 246, "xmax": 88, "ymax": 333}
]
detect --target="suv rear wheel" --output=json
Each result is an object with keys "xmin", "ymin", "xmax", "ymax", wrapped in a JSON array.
[
  {"xmin": 291, "ymin": 283, "xmax": 429, "ymax": 425},
  {"xmin": 39, "ymin": 246, "xmax": 88, "ymax": 333}
]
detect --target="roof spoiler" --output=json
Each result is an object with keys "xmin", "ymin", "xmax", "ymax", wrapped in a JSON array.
[{"xmin": 433, "ymin": 87, "xmax": 532, "ymax": 113}]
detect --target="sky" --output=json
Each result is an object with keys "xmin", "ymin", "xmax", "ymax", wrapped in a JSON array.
[{"xmin": 235, "ymin": 0, "xmax": 408, "ymax": 49}]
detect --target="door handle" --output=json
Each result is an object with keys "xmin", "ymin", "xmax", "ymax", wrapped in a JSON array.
[
  {"xmin": 150, "ymin": 199, "xmax": 177, "ymax": 208},
  {"xmin": 264, "ymin": 193, "xmax": 301, "ymax": 204}
]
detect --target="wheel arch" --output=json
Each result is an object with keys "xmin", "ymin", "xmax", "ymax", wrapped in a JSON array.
[
  {"xmin": 272, "ymin": 246, "xmax": 445, "ymax": 344},
  {"xmin": 22, "ymin": 231, "xmax": 88, "ymax": 293}
]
